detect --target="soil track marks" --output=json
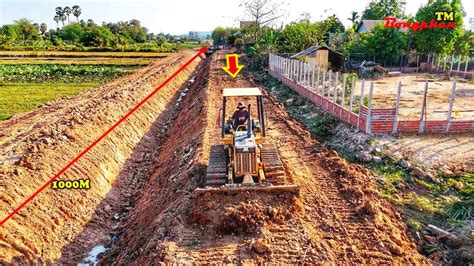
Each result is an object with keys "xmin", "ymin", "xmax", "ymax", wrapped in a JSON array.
[
  {"xmin": 0, "ymin": 50, "xmax": 202, "ymax": 263},
  {"xmin": 101, "ymin": 51, "xmax": 429, "ymax": 264}
]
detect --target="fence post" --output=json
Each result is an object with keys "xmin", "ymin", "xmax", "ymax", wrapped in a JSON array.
[
  {"xmin": 334, "ymin": 72, "xmax": 339, "ymax": 102},
  {"xmin": 416, "ymin": 54, "xmax": 420, "ymax": 73},
  {"xmin": 306, "ymin": 63, "xmax": 311, "ymax": 87},
  {"xmin": 419, "ymin": 81, "xmax": 429, "ymax": 134},
  {"xmin": 321, "ymin": 69, "xmax": 326, "ymax": 97},
  {"xmin": 446, "ymin": 81, "xmax": 456, "ymax": 133},
  {"xmin": 400, "ymin": 54, "xmax": 403, "ymax": 71},
  {"xmin": 349, "ymin": 77, "xmax": 355, "ymax": 124},
  {"xmin": 437, "ymin": 55, "xmax": 441, "ymax": 70},
  {"xmin": 357, "ymin": 79, "xmax": 366, "ymax": 131},
  {"xmin": 366, "ymin": 82, "xmax": 374, "ymax": 134},
  {"xmin": 392, "ymin": 81, "xmax": 402, "ymax": 134},
  {"xmin": 311, "ymin": 66, "xmax": 315, "ymax": 90},
  {"xmin": 464, "ymin": 56, "xmax": 469, "ymax": 77},
  {"xmin": 327, "ymin": 71, "xmax": 332, "ymax": 110},
  {"xmin": 340, "ymin": 74, "xmax": 347, "ymax": 119},
  {"xmin": 443, "ymin": 55, "xmax": 448, "ymax": 69},
  {"xmin": 449, "ymin": 54, "xmax": 454, "ymax": 73},
  {"xmin": 327, "ymin": 71, "xmax": 332, "ymax": 98},
  {"xmin": 339, "ymin": 74, "xmax": 347, "ymax": 115},
  {"xmin": 457, "ymin": 55, "xmax": 461, "ymax": 73}
]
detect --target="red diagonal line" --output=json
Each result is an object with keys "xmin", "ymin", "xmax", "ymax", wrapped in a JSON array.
[{"xmin": 0, "ymin": 47, "xmax": 207, "ymax": 226}]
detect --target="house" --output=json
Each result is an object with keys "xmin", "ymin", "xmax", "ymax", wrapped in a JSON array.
[
  {"xmin": 356, "ymin": 19, "xmax": 408, "ymax": 33},
  {"xmin": 290, "ymin": 45, "xmax": 345, "ymax": 71}
]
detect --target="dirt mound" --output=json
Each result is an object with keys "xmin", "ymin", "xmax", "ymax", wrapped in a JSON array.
[{"xmin": 190, "ymin": 192, "xmax": 300, "ymax": 235}]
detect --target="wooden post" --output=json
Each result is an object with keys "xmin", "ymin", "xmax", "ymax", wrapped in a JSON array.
[
  {"xmin": 446, "ymin": 81, "xmax": 456, "ymax": 133},
  {"xmin": 357, "ymin": 79, "xmax": 366, "ymax": 131},
  {"xmin": 340, "ymin": 74, "xmax": 347, "ymax": 118},
  {"xmin": 334, "ymin": 72, "xmax": 339, "ymax": 103},
  {"xmin": 419, "ymin": 81, "xmax": 429, "ymax": 134},
  {"xmin": 392, "ymin": 81, "xmax": 402, "ymax": 134},
  {"xmin": 311, "ymin": 66, "xmax": 316, "ymax": 90},
  {"xmin": 349, "ymin": 77, "xmax": 355, "ymax": 118},
  {"xmin": 366, "ymin": 81, "xmax": 374, "ymax": 134}
]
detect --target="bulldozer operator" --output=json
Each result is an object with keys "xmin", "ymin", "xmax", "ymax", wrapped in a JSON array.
[{"xmin": 231, "ymin": 102, "xmax": 249, "ymax": 129}]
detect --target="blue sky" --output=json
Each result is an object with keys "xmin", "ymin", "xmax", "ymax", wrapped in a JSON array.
[{"xmin": 0, "ymin": 0, "xmax": 472, "ymax": 35}]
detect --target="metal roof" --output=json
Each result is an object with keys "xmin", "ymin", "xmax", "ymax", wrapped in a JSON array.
[
  {"xmin": 289, "ymin": 45, "xmax": 345, "ymax": 59},
  {"xmin": 223, "ymin": 87, "xmax": 262, "ymax": 97}
]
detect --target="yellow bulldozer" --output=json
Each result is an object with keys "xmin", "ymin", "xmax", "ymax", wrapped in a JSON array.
[{"xmin": 196, "ymin": 87, "xmax": 300, "ymax": 195}]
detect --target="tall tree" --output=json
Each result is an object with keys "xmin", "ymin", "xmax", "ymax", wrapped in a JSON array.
[
  {"xmin": 348, "ymin": 11, "xmax": 360, "ymax": 24},
  {"xmin": 365, "ymin": 24, "xmax": 407, "ymax": 65},
  {"xmin": 64, "ymin": 6, "xmax": 71, "ymax": 24},
  {"xmin": 54, "ymin": 15, "xmax": 60, "ymax": 28},
  {"xmin": 72, "ymin": 5, "xmax": 82, "ymax": 22},
  {"xmin": 240, "ymin": 0, "xmax": 286, "ymax": 40},
  {"xmin": 362, "ymin": 0, "xmax": 406, "ymax": 20},
  {"xmin": 55, "ymin": 7, "xmax": 65, "ymax": 27},
  {"xmin": 412, "ymin": 0, "xmax": 464, "ymax": 55},
  {"xmin": 14, "ymin": 18, "xmax": 39, "ymax": 43},
  {"xmin": 40, "ymin": 23, "xmax": 47, "ymax": 35}
]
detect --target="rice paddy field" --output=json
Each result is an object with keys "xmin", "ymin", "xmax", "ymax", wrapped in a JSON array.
[{"xmin": 0, "ymin": 51, "xmax": 167, "ymax": 120}]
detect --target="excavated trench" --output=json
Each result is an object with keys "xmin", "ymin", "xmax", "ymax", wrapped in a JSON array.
[
  {"xmin": 1, "ymin": 50, "xmax": 430, "ymax": 264},
  {"xmin": 0, "ymin": 50, "xmax": 204, "ymax": 263}
]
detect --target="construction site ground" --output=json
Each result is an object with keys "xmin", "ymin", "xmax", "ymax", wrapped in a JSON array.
[
  {"xmin": 0, "ymin": 50, "xmax": 430, "ymax": 264},
  {"xmin": 353, "ymin": 74, "xmax": 473, "ymax": 120}
]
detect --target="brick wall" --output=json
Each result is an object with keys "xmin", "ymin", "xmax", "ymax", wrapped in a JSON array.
[{"xmin": 268, "ymin": 68, "xmax": 474, "ymax": 135}]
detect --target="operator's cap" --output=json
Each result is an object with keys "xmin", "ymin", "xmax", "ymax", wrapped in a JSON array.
[{"xmin": 237, "ymin": 102, "xmax": 245, "ymax": 109}]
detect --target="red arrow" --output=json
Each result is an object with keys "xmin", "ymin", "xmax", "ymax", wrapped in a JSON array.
[{"xmin": 222, "ymin": 54, "xmax": 244, "ymax": 78}]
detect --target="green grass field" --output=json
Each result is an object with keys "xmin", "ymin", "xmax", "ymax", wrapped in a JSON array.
[
  {"xmin": 0, "ymin": 51, "xmax": 169, "ymax": 58},
  {"xmin": 0, "ymin": 57, "xmax": 153, "ymax": 65},
  {"xmin": 0, "ymin": 51, "xmax": 156, "ymax": 120},
  {"xmin": 0, "ymin": 82, "xmax": 100, "ymax": 120}
]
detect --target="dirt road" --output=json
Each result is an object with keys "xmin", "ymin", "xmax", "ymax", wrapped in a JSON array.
[
  {"xmin": 0, "ymin": 50, "xmax": 429, "ymax": 264},
  {"xmin": 101, "ymin": 51, "xmax": 429, "ymax": 264}
]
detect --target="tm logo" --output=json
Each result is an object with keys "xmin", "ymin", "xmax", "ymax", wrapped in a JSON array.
[{"xmin": 435, "ymin": 11, "xmax": 455, "ymax": 21}]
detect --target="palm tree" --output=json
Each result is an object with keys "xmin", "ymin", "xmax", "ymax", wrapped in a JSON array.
[
  {"xmin": 40, "ymin": 23, "xmax": 47, "ymax": 35},
  {"xmin": 87, "ymin": 19, "xmax": 95, "ymax": 27},
  {"xmin": 60, "ymin": 14, "xmax": 67, "ymax": 27},
  {"xmin": 72, "ymin": 5, "xmax": 81, "ymax": 22},
  {"xmin": 55, "ymin": 7, "xmax": 65, "ymax": 27},
  {"xmin": 54, "ymin": 15, "xmax": 60, "ymax": 28},
  {"xmin": 64, "ymin": 6, "xmax": 71, "ymax": 24},
  {"xmin": 347, "ymin": 11, "xmax": 360, "ymax": 24}
]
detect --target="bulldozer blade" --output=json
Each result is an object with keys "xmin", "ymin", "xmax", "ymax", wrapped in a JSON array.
[{"xmin": 195, "ymin": 184, "xmax": 300, "ymax": 196}]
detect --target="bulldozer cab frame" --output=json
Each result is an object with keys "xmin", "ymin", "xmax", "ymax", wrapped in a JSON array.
[{"xmin": 221, "ymin": 87, "xmax": 266, "ymax": 140}]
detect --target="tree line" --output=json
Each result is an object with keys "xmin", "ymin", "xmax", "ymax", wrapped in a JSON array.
[
  {"xmin": 0, "ymin": 6, "xmax": 204, "ymax": 52},
  {"xmin": 213, "ymin": 0, "xmax": 472, "ymax": 68}
]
